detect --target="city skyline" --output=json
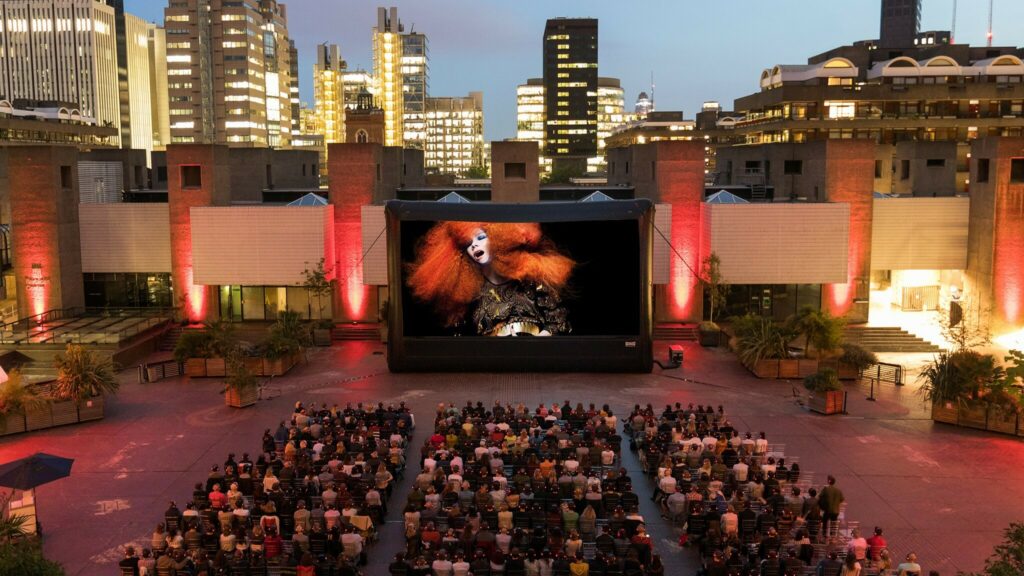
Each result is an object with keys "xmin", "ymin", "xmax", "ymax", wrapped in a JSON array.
[{"xmin": 124, "ymin": 0, "xmax": 1024, "ymax": 142}]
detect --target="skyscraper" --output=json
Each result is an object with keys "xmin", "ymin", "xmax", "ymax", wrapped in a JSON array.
[
  {"xmin": 879, "ymin": 0, "xmax": 921, "ymax": 48},
  {"xmin": 148, "ymin": 25, "xmax": 170, "ymax": 151},
  {"xmin": 164, "ymin": 0, "xmax": 294, "ymax": 147},
  {"xmin": 542, "ymin": 18, "xmax": 598, "ymax": 171},
  {"xmin": 0, "ymin": 0, "xmax": 120, "ymax": 144},
  {"xmin": 342, "ymin": 70, "xmax": 374, "ymax": 111},
  {"xmin": 401, "ymin": 31, "xmax": 428, "ymax": 149},
  {"xmin": 634, "ymin": 91, "xmax": 653, "ymax": 118},
  {"xmin": 373, "ymin": 6, "xmax": 403, "ymax": 147},
  {"xmin": 123, "ymin": 13, "xmax": 166, "ymax": 156},
  {"xmin": 314, "ymin": 44, "xmax": 346, "ymax": 145},
  {"xmin": 424, "ymin": 92, "xmax": 484, "ymax": 176}
]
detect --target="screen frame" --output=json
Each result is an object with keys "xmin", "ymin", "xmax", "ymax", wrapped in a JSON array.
[{"xmin": 385, "ymin": 199, "xmax": 654, "ymax": 372}]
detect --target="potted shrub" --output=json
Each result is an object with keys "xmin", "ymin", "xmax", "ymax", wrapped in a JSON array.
[
  {"xmin": 174, "ymin": 329, "xmax": 215, "ymax": 377},
  {"xmin": 788, "ymin": 307, "xmax": 845, "ymax": 359},
  {"xmin": 804, "ymin": 368, "xmax": 845, "ymax": 415},
  {"xmin": 223, "ymin": 353, "xmax": 257, "ymax": 408},
  {"xmin": 260, "ymin": 310, "xmax": 307, "ymax": 375},
  {"xmin": 919, "ymin": 350, "xmax": 1004, "ymax": 427},
  {"xmin": 698, "ymin": 321, "xmax": 721, "ymax": 347},
  {"xmin": 53, "ymin": 344, "xmax": 119, "ymax": 424},
  {"xmin": 838, "ymin": 343, "xmax": 877, "ymax": 380},
  {"xmin": 302, "ymin": 259, "xmax": 336, "ymax": 346},
  {"xmin": 0, "ymin": 371, "xmax": 48, "ymax": 435},
  {"xmin": 734, "ymin": 316, "xmax": 789, "ymax": 378},
  {"xmin": 983, "ymin": 385, "xmax": 1020, "ymax": 435}
]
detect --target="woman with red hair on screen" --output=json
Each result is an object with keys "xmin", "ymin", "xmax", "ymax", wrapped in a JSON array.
[{"xmin": 406, "ymin": 221, "xmax": 575, "ymax": 337}]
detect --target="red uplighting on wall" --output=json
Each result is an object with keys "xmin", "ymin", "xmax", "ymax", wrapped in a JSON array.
[
  {"xmin": 993, "ymin": 186, "xmax": 1024, "ymax": 326},
  {"xmin": 27, "ymin": 263, "xmax": 47, "ymax": 318},
  {"xmin": 338, "ymin": 223, "xmax": 370, "ymax": 320},
  {"xmin": 669, "ymin": 244, "xmax": 698, "ymax": 319}
]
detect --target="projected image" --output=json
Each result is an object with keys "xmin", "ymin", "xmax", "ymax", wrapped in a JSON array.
[{"xmin": 401, "ymin": 220, "xmax": 640, "ymax": 337}]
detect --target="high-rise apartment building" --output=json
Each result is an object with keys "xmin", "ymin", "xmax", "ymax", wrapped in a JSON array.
[
  {"xmin": 401, "ymin": 31, "xmax": 428, "ymax": 149},
  {"xmin": 164, "ymin": 0, "xmax": 294, "ymax": 147},
  {"xmin": 0, "ymin": 0, "xmax": 120, "ymax": 144},
  {"xmin": 314, "ymin": 44, "xmax": 346, "ymax": 144},
  {"xmin": 879, "ymin": 0, "xmax": 921, "ymax": 48},
  {"xmin": 542, "ymin": 18, "xmax": 598, "ymax": 171},
  {"xmin": 424, "ymin": 92, "xmax": 484, "ymax": 176},
  {"xmin": 373, "ymin": 7, "xmax": 403, "ymax": 147},
  {"xmin": 516, "ymin": 79, "xmax": 546, "ymax": 144},
  {"xmin": 343, "ymin": 71, "xmax": 374, "ymax": 110},
  {"xmin": 289, "ymin": 39, "xmax": 300, "ymax": 137}
]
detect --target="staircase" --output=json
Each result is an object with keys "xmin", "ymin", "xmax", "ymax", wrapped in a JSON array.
[
  {"xmin": 652, "ymin": 323, "xmax": 698, "ymax": 341},
  {"xmin": 843, "ymin": 326, "xmax": 943, "ymax": 353},
  {"xmin": 331, "ymin": 323, "xmax": 381, "ymax": 342},
  {"xmin": 159, "ymin": 325, "xmax": 185, "ymax": 352}
]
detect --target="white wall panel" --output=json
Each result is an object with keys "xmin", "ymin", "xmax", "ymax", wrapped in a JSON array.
[
  {"xmin": 871, "ymin": 197, "xmax": 969, "ymax": 270},
  {"xmin": 80, "ymin": 203, "xmax": 170, "ymax": 272},
  {"xmin": 653, "ymin": 203, "xmax": 671, "ymax": 285},
  {"xmin": 361, "ymin": 205, "xmax": 388, "ymax": 286}
]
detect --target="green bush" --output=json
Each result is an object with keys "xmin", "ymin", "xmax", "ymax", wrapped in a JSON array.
[
  {"xmin": 53, "ymin": 344, "xmax": 119, "ymax": 402},
  {"xmin": 962, "ymin": 522, "xmax": 1024, "ymax": 576},
  {"xmin": 735, "ymin": 317, "xmax": 789, "ymax": 366},
  {"xmin": 918, "ymin": 350, "xmax": 1005, "ymax": 408},
  {"xmin": 698, "ymin": 321, "xmax": 720, "ymax": 332},
  {"xmin": 804, "ymin": 368, "xmax": 842, "ymax": 393},
  {"xmin": 839, "ymin": 343, "xmax": 877, "ymax": 372},
  {"xmin": 0, "ymin": 541, "xmax": 65, "ymax": 576},
  {"xmin": 172, "ymin": 330, "xmax": 214, "ymax": 363},
  {"xmin": 787, "ymin": 307, "xmax": 845, "ymax": 358}
]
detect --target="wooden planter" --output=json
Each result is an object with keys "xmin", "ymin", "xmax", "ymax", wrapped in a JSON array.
[
  {"xmin": 185, "ymin": 358, "xmax": 207, "ymax": 377},
  {"xmin": 985, "ymin": 407, "xmax": 1019, "ymax": 435},
  {"xmin": 25, "ymin": 406, "xmax": 54, "ymax": 431},
  {"xmin": 0, "ymin": 414, "xmax": 27, "ymax": 435},
  {"xmin": 263, "ymin": 352, "xmax": 299, "ymax": 376},
  {"xmin": 778, "ymin": 359, "xmax": 800, "ymax": 379},
  {"xmin": 225, "ymin": 385, "xmax": 258, "ymax": 408},
  {"xmin": 205, "ymin": 358, "xmax": 226, "ymax": 378},
  {"xmin": 698, "ymin": 330, "xmax": 720, "ymax": 347},
  {"xmin": 836, "ymin": 363, "xmax": 861, "ymax": 380},
  {"xmin": 78, "ymin": 396, "xmax": 105, "ymax": 422},
  {"xmin": 798, "ymin": 359, "xmax": 820, "ymax": 378},
  {"xmin": 930, "ymin": 402, "xmax": 960, "ymax": 425},
  {"xmin": 808, "ymin": 390, "xmax": 846, "ymax": 415},
  {"xmin": 50, "ymin": 400, "xmax": 79, "ymax": 426},
  {"xmin": 243, "ymin": 357, "xmax": 264, "ymax": 374},
  {"xmin": 959, "ymin": 401, "xmax": 988, "ymax": 430},
  {"xmin": 749, "ymin": 359, "xmax": 779, "ymax": 379},
  {"xmin": 313, "ymin": 328, "xmax": 332, "ymax": 347}
]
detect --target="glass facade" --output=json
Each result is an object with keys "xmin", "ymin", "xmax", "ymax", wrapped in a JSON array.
[
  {"xmin": 83, "ymin": 273, "xmax": 173, "ymax": 308},
  {"xmin": 218, "ymin": 285, "xmax": 332, "ymax": 322},
  {"xmin": 717, "ymin": 284, "xmax": 822, "ymax": 322}
]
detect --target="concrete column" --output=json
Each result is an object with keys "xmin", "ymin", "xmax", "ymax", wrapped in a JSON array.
[
  {"xmin": 821, "ymin": 140, "xmax": 875, "ymax": 322},
  {"xmin": 966, "ymin": 137, "xmax": 1024, "ymax": 334},
  {"xmin": 490, "ymin": 141, "xmax": 540, "ymax": 203},
  {"xmin": 8, "ymin": 146, "xmax": 85, "ymax": 319},
  {"xmin": 167, "ymin": 144, "xmax": 231, "ymax": 323},
  {"xmin": 328, "ymin": 142, "xmax": 380, "ymax": 322}
]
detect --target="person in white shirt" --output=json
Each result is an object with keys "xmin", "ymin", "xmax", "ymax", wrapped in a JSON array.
[
  {"xmin": 733, "ymin": 459, "xmax": 750, "ymax": 482},
  {"xmin": 601, "ymin": 447, "xmax": 615, "ymax": 466},
  {"xmin": 754, "ymin": 432, "xmax": 768, "ymax": 455},
  {"xmin": 341, "ymin": 526, "xmax": 363, "ymax": 561}
]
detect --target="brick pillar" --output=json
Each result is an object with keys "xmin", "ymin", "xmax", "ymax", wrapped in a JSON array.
[
  {"xmin": 967, "ymin": 137, "xmax": 1024, "ymax": 333},
  {"xmin": 490, "ymin": 141, "xmax": 540, "ymax": 203},
  {"xmin": 8, "ymin": 146, "xmax": 85, "ymax": 319},
  {"xmin": 652, "ymin": 141, "xmax": 705, "ymax": 323},
  {"xmin": 328, "ymin": 143, "xmax": 380, "ymax": 322},
  {"xmin": 821, "ymin": 140, "xmax": 875, "ymax": 322},
  {"xmin": 167, "ymin": 145, "xmax": 231, "ymax": 323}
]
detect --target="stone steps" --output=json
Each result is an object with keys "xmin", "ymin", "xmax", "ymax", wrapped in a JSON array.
[{"xmin": 844, "ymin": 326, "xmax": 943, "ymax": 353}]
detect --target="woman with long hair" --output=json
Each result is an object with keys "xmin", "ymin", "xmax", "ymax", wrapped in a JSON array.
[{"xmin": 406, "ymin": 222, "xmax": 575, "ymax": 336}]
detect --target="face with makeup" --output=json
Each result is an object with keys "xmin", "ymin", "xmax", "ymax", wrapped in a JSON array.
[{"xmin": 466, "ymin": 228, "xmax": 491, "ymax": 266}]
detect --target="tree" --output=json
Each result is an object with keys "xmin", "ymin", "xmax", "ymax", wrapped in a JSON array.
[
  {"xmin": 700, "ymin": 253, "xmax": 728, "ymax": 323},
  {"xmin": 302, "ymin": 258, "xmax": 336, "ymax": 326},
  {"xmin": 961, "ymin": 522, "xmax": 1024, "ymax": 576},
  {"xmin": 463, "ymin": 165, "xmax": 489, "ymax": 179},
  {"xmin": 53, "ymin": 344, "xmax": 119, "ymax": 403},
  {"xmin": 542, "ymin": 162, "xmax": 584, "ymax": 184},
  {"xmin": 940, "ymin": 297, "xmax": 990, "ymax": 352},
  {"xmin": 788, "ymin": 307, "xmax": 845, "ymax": 358}
]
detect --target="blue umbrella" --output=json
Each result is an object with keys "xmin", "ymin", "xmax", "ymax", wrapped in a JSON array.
[{"xmin": 0, "ymin": 452, "xmax": 74, "ymax": 490}]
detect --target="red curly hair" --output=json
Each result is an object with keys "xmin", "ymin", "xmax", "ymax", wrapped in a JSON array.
[{"xmin": 406, "ymin": 221, "xmax": 575, "ymax": 327}]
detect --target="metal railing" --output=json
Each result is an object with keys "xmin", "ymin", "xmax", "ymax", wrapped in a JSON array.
[
  {"xmin": 139, "ymin": 358, "xmax": 184, "ymax": 383},
  {"xmin": 0, "ymin": 306, "xmax": 177, "ymax": 346}
]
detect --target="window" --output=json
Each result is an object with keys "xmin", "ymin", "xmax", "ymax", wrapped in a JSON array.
[
  {"xmin": 504, "ymin": 162, "xmax": 526, "ymax": 180},
  {"xmin": 976, "ymin": 158, "xmax": 990, "ymax": 183},
  {"xmin": 874, "ymin": 160, "xmax": 882, "ymax": 178},
  {"xmin": 826, "ymin": 101, "xmax": 855, "ymax": 119},
  {"xmin": 356, "ymin": 129, "xmax": 368, "ymax": 143},
  {"xmin": 926, "ymin": 158, "xmax": 945, "ymax": 167},
  {"xmin": 900, "ymin": 160, "xmax": 910, "ymax": 180},
  {"xmin": 181, "ymin": 165, "xmax": 202, "ymax": 188},
  {"xmin": 1011, "ymin": 158, "xmax": 1024, "ymax": 183},
  {"xmin": 59, "ymin": 165, "xmax": 72, "ymax": 189},
  {"xmin": 784, "ymin": 160, "xmax": 803, "ymax": 175}
]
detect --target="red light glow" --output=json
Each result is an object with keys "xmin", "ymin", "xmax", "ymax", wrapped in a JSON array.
[
  {"xmin": 993, "ymin": 186, "xmax": 1024, "ymax": 327},
  {"xmin": 337, "ymin": 222, "xmax": 371, "ymax": 321}
]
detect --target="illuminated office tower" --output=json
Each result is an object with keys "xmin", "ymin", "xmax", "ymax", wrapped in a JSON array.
[
  {"xmin": 289, "ymin": 39, "xmax": 300, "ymax": 136},
  {"xmin": 401, "ymin": 31, "xmax": 428, "ymax": 149},
  {"xmin": 516, "ymin": 79, "xmax": 546, "ymax": 144},
  {"xmin": 424, "ymin": 92, "xmax": 484, "ymax": 176},
  {"xmin": 543, "ymin": 17, "xmax": 598, "ymax": 172},
  {"xmin": 148, "ymin": 25, "xmax": 170, "ymax": 151},
  {"xmin": 122, "ymin": 13, "xmax": 167, "ymax": 156},
  {"xmin": 634, "ymin": 91, "xmax": 653, "ymax": 118},
  {"xmin": 164, "ymin": 0, "xmax": 294, "ymax": 146},
  {"xmin": 343, "ymin": 70, "xmax": 374, "ymax": 110},
  {"xmin": 0, "ymin": 0, "xmax": 120, "ymax": 144},
  {"xmin": 372, "ymin": 6, "xmax": 404, "ymax": 146},
  {"xmin": 314, "ymin": 43, "xmax": 346, "ymax": 144},
  {"xmin": 596, "ymin": 77, "xmax": 626, "ymax": 166}
]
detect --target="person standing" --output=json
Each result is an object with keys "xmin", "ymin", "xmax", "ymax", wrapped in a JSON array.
[{"xmin": 818, "ymin": 475, "xmax": 845, "ymax": 539}]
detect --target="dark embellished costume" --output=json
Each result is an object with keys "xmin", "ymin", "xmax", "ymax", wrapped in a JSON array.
[{"xmin": 470, "ymin": 280, "xmax": 570, "ymax": 337}]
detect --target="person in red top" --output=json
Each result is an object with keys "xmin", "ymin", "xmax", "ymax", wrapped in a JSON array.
[
  {"xmin": 263, "ymin": 528, "xmax": 283, "ymax": 560},
  {"xmin": 208, "ymin": 484, "xmax": 227, "ymax": 509},
  {"xmin": 296, "ymin": 552, "xmax": 316, "ymax": 576},
  {"xmin": 866, "ymin": 527, "xmax": 888, "ymax": 562},
  {"xmin": 630, "ymin": 525, "xmax": 653, "ymax": 566}
]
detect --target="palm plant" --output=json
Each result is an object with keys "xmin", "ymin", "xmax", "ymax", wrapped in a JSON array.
[
  {"xmin": 735, "ymin": 317, "xmax": 789, "ymax": 367},
  {"xmin": 918, "ymin": 350, "xmax": 1005, "ymax": 408},
  {"xmin": 53, "ymin": 344, "xmax": 119, "ymax": 403},
  {"xmin": 0, "ymin": 494, "xmax": 29, "ymax": 542},
  {"xmin": 0, "ymin": 371, "xmax": 49, "ymax": 430},
  {"xmin": 788, "ymin": 307, "xmax": 845, "ymax": 358}
]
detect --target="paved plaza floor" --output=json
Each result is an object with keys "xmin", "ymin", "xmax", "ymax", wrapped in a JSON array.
[{"xmin": 1, "ymin": 341, "xmax": 1021, "ymax": 575}]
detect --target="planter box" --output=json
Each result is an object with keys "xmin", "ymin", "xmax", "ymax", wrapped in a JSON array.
[
  {"xmin": 78, "ymin": 396, "xmax": 105, "ymax": 422},
  {"xmin": 313, "ymin": 328, "xmax": 332, "ymax": 347},
  {"xmin": 959, "ymin": 402, "xmax": 988, "ymax": 430},
  {"xmin": 809, "ymin": 390, "xmax": 846, "ymax": 415},
  {"xmin": 986, "ymin": 408, "xmax": 1018, "ymax": 435},
  {"xmin": 25, "ymin": 406, "xmax": 54, "ymax": 431},
  {"xmin": 778, "ymin": 359, "xmax": 800, "ymax": 379},
  {"xmin": 797, "ymin": 359, "xmax": 820, "ymax": 378},
  {"xmin": 0, "ymin": 414, "xmax": 27, "ymax": 435},
  {"xmin": 50, "ymin": 400, "xmax": 79, "ymax": 426},
  {"xmin": 184, "ymin": 358, "xmax": 207, "ymax": 378},
  {"xmin": 749, "ymin": 359, "xmax": 779, "ymax": 379},
  {"xmin": 836, "ymin": 363, "xmax": 861, "ymax": 380},
  {"xmin": 225, "ymin": 386, "xmax": 258, "ymax": 408},
  {"xmin": 243, "ymin": 357, "xmax": 264, "ymax": 375},
  {"xmin": 263, "ymin": 352, "xmax": 300, "ymax": 377},
  {"xmin": 205, "ymin": 358, "xmax": 226, "ymax": 378},
  {"xmin": 698, "ymin": 330, "xmax": 720, "ymax": 347},
  {"xmin": 931, "ymin": 402, "xmax": 959, "ymax": 425}
]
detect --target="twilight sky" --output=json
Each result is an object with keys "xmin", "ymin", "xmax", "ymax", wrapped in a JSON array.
[{"xmin": 126, "ymin": 0, "xmax": 1024, "ymax": 142}]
